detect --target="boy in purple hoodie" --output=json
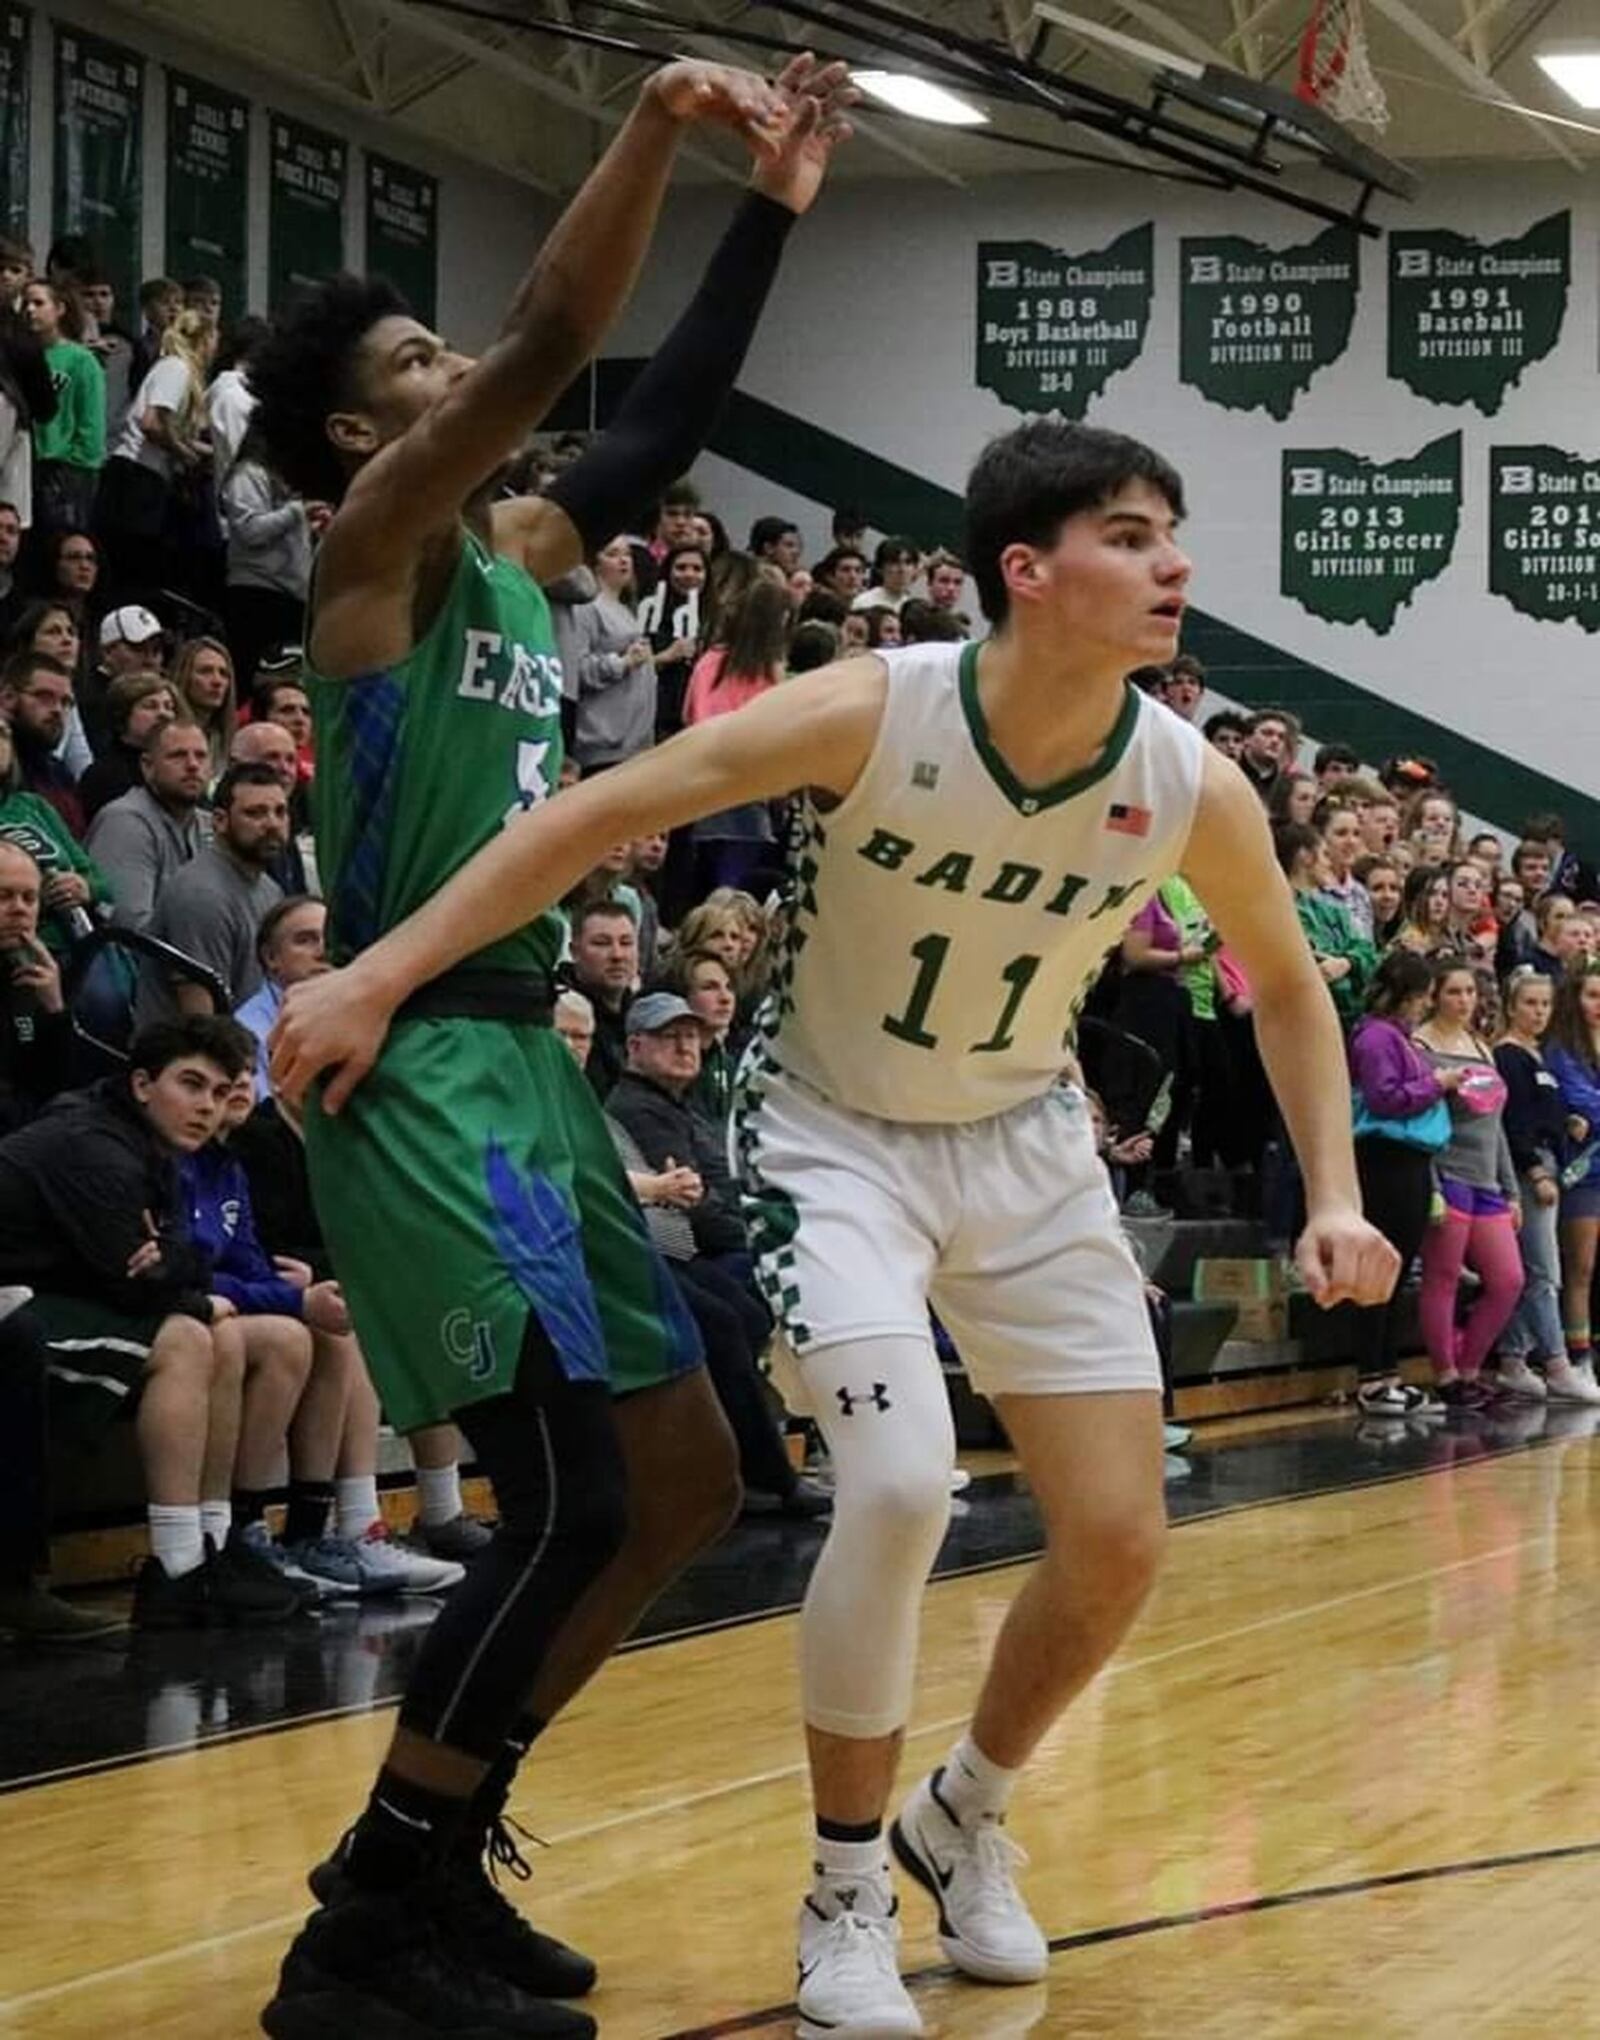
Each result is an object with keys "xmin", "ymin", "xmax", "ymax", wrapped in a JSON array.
[{"xmin": 182, "ymin": 1043, "xmax": 463, "ymax": 1597}]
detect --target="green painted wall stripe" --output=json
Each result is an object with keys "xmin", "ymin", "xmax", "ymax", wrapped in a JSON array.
[{"xmin": 597, "ymin": 364, "xmax": 1600, "ymax": 846}]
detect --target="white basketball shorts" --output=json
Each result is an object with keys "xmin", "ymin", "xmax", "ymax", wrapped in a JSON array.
[{"xmin": 733, "ymin": 1061, "xmax": 1161, "ymax": 1401}]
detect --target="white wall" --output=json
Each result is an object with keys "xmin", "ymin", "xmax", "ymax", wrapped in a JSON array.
[
  {"xmin": 19, "ymin": 0, "xmax": 550, "ymax": 347},
  {"xmin": 609, "ymin": 163, "xmax": 1600, "ymax": 804}
]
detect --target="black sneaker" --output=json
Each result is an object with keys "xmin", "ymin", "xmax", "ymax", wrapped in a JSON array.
[
  {"xmin": 260, "ymin": 1889, "xmax": 596, "ymax": 2037},
  {"xmin": 222, "ymin": 1528, "xmax": 321, "ymax": 1613},
  {"xmin": 310, "ymin": 1822, "xmax": 597, "ymax": 2001},
  {"xmin": 131, "ymin": 1556, "xmax": 211, "ymax": 1631},
  {"xmin": 205, "ymin": 1536, "xmax": 306, "ymax": 1626}
]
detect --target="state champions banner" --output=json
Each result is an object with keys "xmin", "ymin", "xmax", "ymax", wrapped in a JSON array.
[
  {"xmin": 53, "ymin": 26, "xmax": 143, "ymax": 313},
  {"xmin": 166, "ymin": 71, "xmax": 249, "ymax": 326}
]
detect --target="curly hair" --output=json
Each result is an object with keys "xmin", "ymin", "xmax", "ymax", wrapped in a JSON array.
[{"xmin": 248, "ymin": 274, "xmax": 411, "ymax": 502}]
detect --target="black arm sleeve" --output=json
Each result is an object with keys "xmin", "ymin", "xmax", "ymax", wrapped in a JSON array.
[{"xmin": 547, "ymin": 193, "xmax": 796, "ymax": 554}]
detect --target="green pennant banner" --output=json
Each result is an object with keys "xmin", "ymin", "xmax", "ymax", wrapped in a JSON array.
[
  {"xmin": 1388, "ymin": 211, "xmax": 1569, "ymax": 416},
  {"xmin": 0, "ymin": 4, "xmax": 29, "ymax": 241},
  {"xmin": 1179, "ymin": 223, "xmax": 1358, "ymax": 420},
  {"xmin": 1281, "ymin": 433, "xmax": 1462, "ymax": 635},
  {"xmin": 366, "ymin": 152, "xmax": 437, "ymax": 327},
  {"xmin": 53, "ymin": 26, "xmax": 143, "ymax": 314},
  {"xmin": 975, "ymin": 225, "xmax": 1153, "ymax": 418},
  {"xmin": 268, "ymin": 113, "xmax": 345, "ymax": 313},
  {"xmin": 1490, "ymin": 446, "xmax": 1600, "ymax": 635},
  {"xmin": 166, "ymin": 72, "xmax": 249, "ymax": 327}
]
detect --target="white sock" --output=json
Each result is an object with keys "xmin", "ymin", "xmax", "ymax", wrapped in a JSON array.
[
  {"xmin": 415, "ymin": 1462, "xmax": 462, "ymax": 1528},
  {"xmin": 939, "ymin": 1731, "xmax": 1020, "ymax": 1825},
  {"xmin": 199, "ymin": 1499, "xmax": 232, "ymax": 1550},
  {"xmin": 148, "ymin": 1504, "xmax": 205, "ymax": 1579},
  {"xmin": 812, "ymin": 1829, "xmax": 893, "ymax": 1917},
  {"xmin": 336, "ymin": 1475, "xmax": 381, "ymax": 1542}
]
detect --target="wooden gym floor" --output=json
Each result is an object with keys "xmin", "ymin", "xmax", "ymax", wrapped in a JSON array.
[{"xmin": 3, "ymin": 1406, "xmax": 1599, "ymax": 2037}]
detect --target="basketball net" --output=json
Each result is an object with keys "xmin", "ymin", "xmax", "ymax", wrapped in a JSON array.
[{"xmin": 1296, "ymin": 0, "xmax": 1389, "ymax": 131}]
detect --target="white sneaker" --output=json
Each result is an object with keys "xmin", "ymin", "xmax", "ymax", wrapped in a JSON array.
[
  {"xmin": 795, "ymin": 1896, "xmax": 923, "ymax": 2040},
  {"xmin": 1496, "ymin": 1355, "xmax": 1548, "ymax": 1401},
  {"xmin": 349, "ymin": 1521, "xmax": 465, "ymax": 1595},
  {"xmin": 1545, "ymin": 1359, "xmax": 1600, "ymax": 1406},
  {"xmin": 891, "ymin": 1772, "xmax": 1048, "ymax": 1984}
]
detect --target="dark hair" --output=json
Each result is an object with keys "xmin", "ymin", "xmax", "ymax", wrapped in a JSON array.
[
  {"xmin": 1272, "ymin": 821, "xmax": 1319, "ymax": 878},
  {"xmin": 715, "ymin": 579, "xmax": 790, "ymax": 685},
  {"xmin": 572, "ymin": 897, "xmax": 634, "ymax": 936},
  {"xmin": 1511, "ymin": 840, "xmax": 1552, "ymax": 883},
  {"xmin": 1203, "ymin": 709, "xmax": 1249, "ymax": 743},
  {"xmin": 25, "ymin": 275, "xmax": 84, "ymax": 341},
  {"xmin": 832, "ymin": 504, "xmax": 865, "ymax": 540},
  {"xmin": 964, "ymin": 420, "xmax": 1185, "ymax": 627},
  {"xmin": 1364, "ymin": 948, "xmax": 1433, "ymax": 1016},
  {"xmin": 1549, "ymin": 965, "xmax": 1600, "ymax": 1068},
  {"xmin": 1469, "ymin": 831, "xmax": 1501, "ymax": 856},
  {"xmin": 0, "ymin": 235, "xmax": 32, "ymax": 269},
  {"xmin": 661, "ymin": 542, "xmax": 709, "ymax": 589},
  {"xmin": 1535, "ymin": 889, "xmax": 1576, "ymax": 938},
  {"xmin": 259, "ymin": 675, "xmax": 310, "ymax": 715},
  {"xmin": 749, "ymin": 516, "xmax": 798, "ymax": 555},
  {"xmin": 660, "ymin": 478, "xmax": 700, "ymax": 511},
  {"xmin": 1314, "ymin": 742, "xmax": 1360, "ymax": 775},
  {"xmin": 814, "ymin": 546, "xmax": 868, "ymax": 586},
  {"xmin": 787, "ymin": 620, "xmax": 839, "ymax": 674},
  {"xmin": 797, "ymin": 589, "xmax": 847, "ymax": 628},
  {"xmin": 138, "ymin": 275, "xmax": 180, "ymax": 314},
  {"xmin": 1167, "ymin": 652, "xmax": 1204, "ymax": 686},
  {"xmin": 1430, "ymin": 950, "xmax": 1478, "ymax": 995},
  {"xmin": 1127, "ymin": 665, "xmax": 1168, "ymax": 695},
  {"xmin": 1248, "ymin": 706, "xmax": 1295, "ymax": 736},
  {"xmin": 0, "ymin": 648, "xmax": 70, "ymax": 693},
  {"xmin": 905, "ymin": 607, "xmax": 965, "ymax": 644},
  {"xmin": 128, "ymin": 1014, "xmax": 251, "ymax": 1083},
  {"xmin": 1401, "ymin": 862, "xmax": 1448, "ymax": 932},
  {"xmin": 42, "ymin": 525, "xmax": 98, "ymax": 589},
  {"xmin": 1381, "ymin": 754, "xmax": 1438, "ymax": 793},
  {"xmin": 1521, "ymin": 811, "xmax": 1566, "ymax": 844},
  {"xmin": 873, "ymin": 536, "xmax": 918, "ymax": 573},
  {"xmin": 46, "ymin": 233, "xmax": 95, "ymax": 280},
  {"xmin": 1266, "ymin": 770, "xmax": 1316, "ymax": 825},
  {"xmin": 858, "ymin": 605, "xmax": 900, "ymax": 649},
  {"xmin": 182, "ymin": 274, "xmax": 222, "ymax": 301},
  {"xmin": 215, "ymin": 313, "xmax": 272, "ymax": 376},
  {"xmin": 249, "ymin": 273, "xmax": 411, "ymax": 500},
  {"xmin": 256, "ymin": 892, "xmax": 322, "ymax": 967},
  {"xmin": 5, "ymin": 600, "xmax": 78, "ymax": 662},
  {"xmin": 212, "ymin": 762, "xmax": 284, "ymax": 813}
]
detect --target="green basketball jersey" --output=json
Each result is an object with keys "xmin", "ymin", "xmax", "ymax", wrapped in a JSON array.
[{"xmin": 308, "ymin": 529, "xmax": 566, "ymax": 975}]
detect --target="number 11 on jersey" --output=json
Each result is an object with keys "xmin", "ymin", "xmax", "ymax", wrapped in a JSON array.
[{"xmin": 882, "ymin": 935, "xmax": 1043, "ymax": 1055}]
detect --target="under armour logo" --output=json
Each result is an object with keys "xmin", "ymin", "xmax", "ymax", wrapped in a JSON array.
[{"xmin": 836, "ymin": 1383, "xmax": 892, "ymax": 1416}]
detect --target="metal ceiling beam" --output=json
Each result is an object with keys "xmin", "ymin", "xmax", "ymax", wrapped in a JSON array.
[
  {"xmin": 366, "ymin": 0, "xmax": 744, "ymax": 181},
  {"xmin": 1457, "ymin": 0, "xmax": 1492, "ymax": 70},
  {"xmin": 1227, "ymin": 0, "xmax": 1263, "ymax": 78},
  {"xmin": 1107, "ymin": 1, "xmax": 1233, "ymax": 69},
  {"xmin": 332, "ymin": 0, "xmax": 385, "ymax": 104},
  {"xmin": 1364, "ymin": 0, "xmax": 1585, "ymax": 167},
  {"xmin": 105, "ymin": 0, "xmax": 562, "ymax": 193}
]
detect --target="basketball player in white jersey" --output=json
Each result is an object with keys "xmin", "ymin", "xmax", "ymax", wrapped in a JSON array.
[{"xmin": 272, "ymin": 420, "xmax": 1398, "ymax": 2037}]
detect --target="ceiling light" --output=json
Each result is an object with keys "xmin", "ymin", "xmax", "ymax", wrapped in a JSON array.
[
  {"xmin": 1535, "ymin": 51, "xmax": 1600, "ymax": 109},
  {"xmin": 852, "ymin": 71, "xmax": 989, "ymax": 126}
]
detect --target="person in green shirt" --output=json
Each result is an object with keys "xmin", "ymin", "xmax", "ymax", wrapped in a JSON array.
[
  {"xmin": 0, "ymin": 716, "xmax": 111, "ymax": 954},
  {"xmin": 1277, "ymin": 820, "xmax": 1376, "ymax": 1028},
  {"xmin": 21, "ymin": 280, "xmax": 105, "ymax": 535}
]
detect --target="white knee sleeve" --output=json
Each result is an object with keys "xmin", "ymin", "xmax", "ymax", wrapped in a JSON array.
[{"xmin": 799, "ymin": 1336, "xmax": 956, "ymax": 1739}]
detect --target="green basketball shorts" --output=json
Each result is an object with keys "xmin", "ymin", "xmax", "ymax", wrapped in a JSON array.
[{"xmin": 304, "ymin": 1018, "xmax": 702, "ymax": 1434}]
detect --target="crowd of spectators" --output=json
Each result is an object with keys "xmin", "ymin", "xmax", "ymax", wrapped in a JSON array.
[{"xmin": 1, "ymin": 227, "xmax": 1596, "ymax": 1645}]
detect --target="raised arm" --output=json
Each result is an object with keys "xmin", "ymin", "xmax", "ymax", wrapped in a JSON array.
[
  {"xmin": 1181, "ymin": 747, "xmax": 1398, "ymax": 1307},
  {"xmin": 271, "ymin": 658, "xmax": 886, "ymax": 1109},
  {"xmin": 325, "ymin": 60, "xmax": 793, "ymax": 565}
]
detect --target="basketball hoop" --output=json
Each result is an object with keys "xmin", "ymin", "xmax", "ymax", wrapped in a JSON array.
[{"xmin": 1297, "ymin": 0, "xmax": 1389, "ymax": 132}]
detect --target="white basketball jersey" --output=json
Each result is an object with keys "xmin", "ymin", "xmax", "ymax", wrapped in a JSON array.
[{"xmin": 765, "ymin": 642, "xmax": 1206, "ymax": 1124}]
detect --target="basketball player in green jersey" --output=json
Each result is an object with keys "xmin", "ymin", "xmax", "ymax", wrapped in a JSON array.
[
  {"xmin": 250, "ymin": 54, "xmax": 854, "ymax": 2040},
  {"xmin": 273, "ymin": 420, "xmax": 1399, "ymax": 2038}
]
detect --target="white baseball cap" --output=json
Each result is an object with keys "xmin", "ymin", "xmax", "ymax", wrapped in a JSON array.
[{"xmin": 100, "ymin": 605, "xmax": 164, "ymax": 649}]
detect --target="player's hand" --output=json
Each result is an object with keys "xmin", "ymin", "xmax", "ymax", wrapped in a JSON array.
[
  {"xmin": 1294, "ymin": 1206, "xmax": 1400, "ymax": 1309},
  {"xmin": 751, "ymin": 55, "xmax": 856, "ymax": 215},
  {"xmin": 647, "ymin": 60, "xmax": 792, "ymax": 162},
  {"xmin": 273, "ymin": 1255, "xmax": 315, "ymax": 1291},
  {"xmin": 208, "ymin": 1295, "xmax": 239, "ymax": 1322},
  {"xmin": 270, "ymin": 960, "xmax": 396, "ymax": 1115}
]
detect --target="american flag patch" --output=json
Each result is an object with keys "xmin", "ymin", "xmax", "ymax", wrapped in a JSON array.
[{"xmin": 1106, "ymin": 803, "xmax": 1152, "ymax": 837}]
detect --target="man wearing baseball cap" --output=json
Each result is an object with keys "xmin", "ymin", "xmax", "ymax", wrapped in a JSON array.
[{"xmin": 608, "ymin": 992, "xmax": 750, "ymax": 1263}]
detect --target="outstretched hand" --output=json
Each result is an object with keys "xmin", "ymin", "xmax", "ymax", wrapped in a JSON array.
[
  {"xmin": 269, "ymin": 961, "xmax": 397, "ymax": 1117},
  {"xmin": 752, "ymin": 55, "xmax": 857, "ymax": 215},
  {"xmin": 1294, "ymin": 1207, "xmax": 1401, "ymax": 1310},
  {"xmin": 647, "ymin": 59, "xmax": 792, "ymax": 162}
]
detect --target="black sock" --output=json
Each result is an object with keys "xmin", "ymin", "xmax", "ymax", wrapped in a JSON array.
[
  {"xmin": 816, "ymin": 1816, "xmax": 883, "ymax": 1843},
  {"xmin": 345, "ymin": 1765, "xmax": 475, "ymax": 1893},
  {"xmin": 231, "ymin": 1486, "xmax": 272, "ymax": 1532},
  {"xmin": 284, "ymin": 1479, "xmax": 335, "ymax": 1546},
  {"xmin": 455, "ymin": 1712, "xmax": 546, "ymax": 1859}
]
